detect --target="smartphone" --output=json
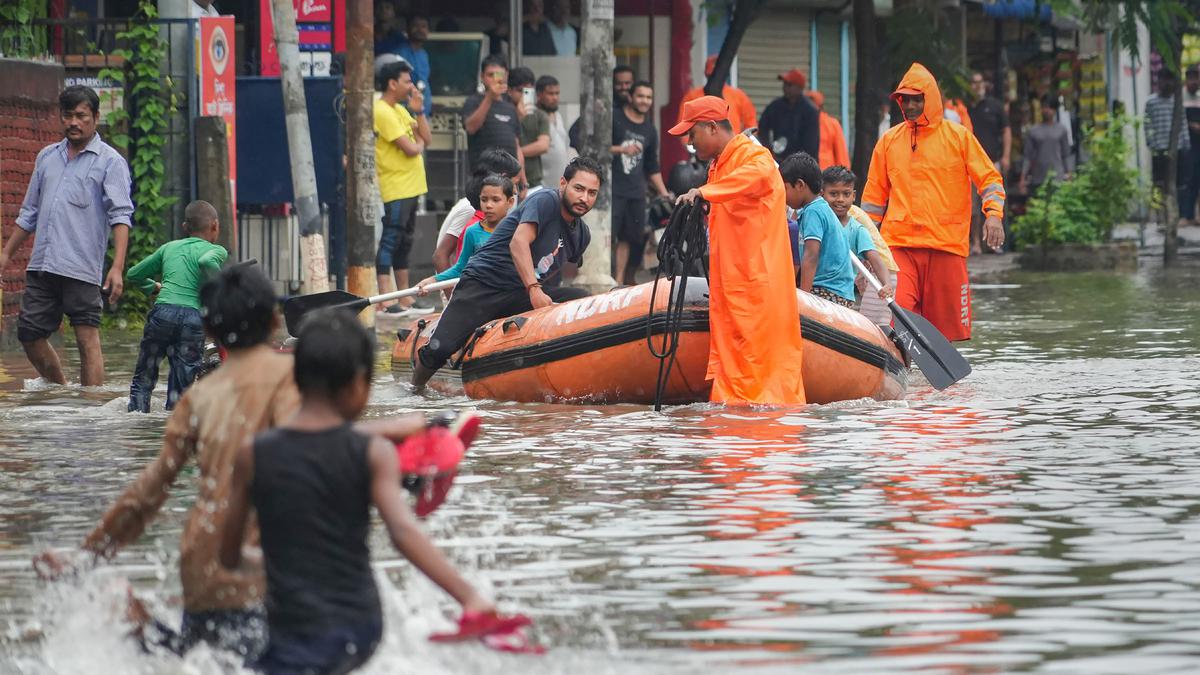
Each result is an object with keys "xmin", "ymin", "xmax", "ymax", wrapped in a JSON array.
[{"xmin": 522, "ymin": 86, "xmax": 535, "ymax": 113}]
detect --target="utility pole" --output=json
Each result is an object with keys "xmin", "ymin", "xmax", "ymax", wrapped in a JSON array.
[
  {"xmin": 270, "ymin": 0, "xmax": 329, "ymax": 293},
  {"xmin": 345, "ymin": 0, "xmax": 379, "ymax": 322},
  {"xmin": 573, "ymin": 0, "xmax": 616, "ymax": 292}
]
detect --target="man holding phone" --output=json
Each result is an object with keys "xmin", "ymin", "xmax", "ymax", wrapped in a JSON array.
[
  {"xmin": 508, "ymin": 67, "xmax": 550, "ymax": 194},
  {"xmin": 462, "ymin": 55, "xmax": 526, "ymax": 183}
]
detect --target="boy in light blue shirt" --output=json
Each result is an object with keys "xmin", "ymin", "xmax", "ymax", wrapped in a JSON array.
[{"xmin": 779, "ymin": 152, "xmax": 856, "ymax": 307}]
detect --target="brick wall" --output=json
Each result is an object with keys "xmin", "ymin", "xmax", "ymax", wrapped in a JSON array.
[{"xmin": 0, "ymin": 59, "xmax": 63, "ymax": 327}]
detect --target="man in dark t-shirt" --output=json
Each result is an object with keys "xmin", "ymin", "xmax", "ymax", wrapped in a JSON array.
[
  {"xmin": 757, "ymin": 68, "xmax": 821, "ymax": 162},
  {"xmin": 967, "ymin": 71, "xmax": 1011, "ymax": 254},
  {"xmin": 462, "ymin": 55, "xmax": 523, "ymax": 173},
  {"xmin": 611, "ymin": 80, "xmax": 671, "ymax": 285},
  {"xmin": 412, "ymin": 157, "xmax": 604, "ymax": 389}
]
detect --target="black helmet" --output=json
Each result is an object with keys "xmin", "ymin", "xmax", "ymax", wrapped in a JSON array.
[
  {"xmin": 648, "ymin": 195, "xmax": 673, "ymax": 230},
  {"xmin": 667, "ymin": 157, "xmax": 708, "ymax": 196}
]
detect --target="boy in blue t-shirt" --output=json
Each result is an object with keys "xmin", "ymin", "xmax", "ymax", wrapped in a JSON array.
[
  {"xmin": 418, "ymin": 175, "xmax": 514, "ymax": 290},
  {"xmin": 779, "ymin": 152, "xmax": 856, "ymax": 307}
]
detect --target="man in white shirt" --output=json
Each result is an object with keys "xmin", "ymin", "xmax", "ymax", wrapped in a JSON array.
[
  {"xmin": 546, "ymin": 0, "xmax": 577, "ymax": 56},
  {"xmin": 535, "ymin": 75, "xmax": 572, "ymax": 190},
  {"xmin": 190, "ymin": 0, "xmax": 219, "ymax": 18}
]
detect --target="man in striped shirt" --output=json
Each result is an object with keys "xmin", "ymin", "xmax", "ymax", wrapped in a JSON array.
[{"xmin": 1146, "ymin": 70, "xmax": 1192, "ymax": 226}]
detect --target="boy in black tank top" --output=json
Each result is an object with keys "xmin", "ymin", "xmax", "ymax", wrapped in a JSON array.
[{"xmin": 220, "ymin": 309, "xmax": 494, "ymax": 674}]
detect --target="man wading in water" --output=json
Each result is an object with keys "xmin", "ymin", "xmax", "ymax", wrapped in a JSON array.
[
  {"xmin": 862, "ymin": 62, "xmax": 1005, "ymax": 342},
  {"xmin": 671, "ymin": 96, "xmax": 806, "ymax": 405}
]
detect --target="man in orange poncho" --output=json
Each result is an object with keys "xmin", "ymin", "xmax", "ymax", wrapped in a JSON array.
[
  {"xmin": 805, "ymin": 90, "xmax": 850, "ymax": 169},
  {"xmin": 678, "ymin": 55, "xmax": 758, "ymax": 134},
  {"xmin": 862, "ymin": 63, "xmax": 1005, "ymax": 342},
  {"xmin": 671, "ymin": 96, "xmax": 805, "ymax": 405}
]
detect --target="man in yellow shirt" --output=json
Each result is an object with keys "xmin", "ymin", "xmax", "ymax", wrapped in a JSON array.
[{"xmin": 374, "ymin": 60, "xmax": 432, "ymax": 314}]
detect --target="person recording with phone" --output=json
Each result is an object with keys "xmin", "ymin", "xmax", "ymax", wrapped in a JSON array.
[
  {"xmin": 462, "ymin": 55, "xmax": 527, "ymax": 188},
  {"xmin": 508, "ymin": 66, "xmax": 549, "ymax": 199}
]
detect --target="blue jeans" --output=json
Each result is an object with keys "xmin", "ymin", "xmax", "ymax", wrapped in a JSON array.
[
  {"xmin": 256, "ymin": 620, "xmax": 382, "ymax": 675},
  {"xmin": 376, "ymin": 197, "xmax": 419, "ymax": 274},
  {"xmin": 128, "ymin": 304, "xmax": 205, "ymax": 413}
]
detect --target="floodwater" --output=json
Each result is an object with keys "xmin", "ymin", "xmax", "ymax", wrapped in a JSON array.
[{"xmin": 2, "ymin": 256, "xmax": 1200, "ymax": 674}]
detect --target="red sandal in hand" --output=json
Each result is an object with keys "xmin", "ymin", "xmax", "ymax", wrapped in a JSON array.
[{"xmin": 429, "ymin": 611, "xmax": 546, "ymax": 654}]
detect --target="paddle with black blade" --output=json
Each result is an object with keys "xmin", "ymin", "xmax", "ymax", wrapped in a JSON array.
[
  {"xmin": 847, "ymin": 255, "xmax": 970, "ymax": 390},
  {"xmin": 283, "ymin": 278, "xmax": 459, "ymax": 335}
]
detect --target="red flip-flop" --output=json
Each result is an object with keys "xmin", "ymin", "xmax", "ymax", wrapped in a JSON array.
[
  {"xmin": 397, "ymin": 411, "xmax": 481, "ymax": 516},
  {"xmin": 429, "ymin": 611, "xmax": 545, "ymax": 654}
]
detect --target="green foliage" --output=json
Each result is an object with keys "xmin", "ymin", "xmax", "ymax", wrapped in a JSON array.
[
  {"xmin": 1052, "ymin": 0, "xmax": 1198, "ymax": 75},
  {"xmin": 1012, "ymin": 117, "xmax": 1140, "ymax": 246},
  {"xmin": 884, "ymin": 0, "xmax": 969, "ymax": 98},
  {"xmin": 98, "ymin": 0, "xmax": 178, "ymax": 321},
  {"xmin": 0, "ymin": 0, "xmax": 48, "ymax": 57}
]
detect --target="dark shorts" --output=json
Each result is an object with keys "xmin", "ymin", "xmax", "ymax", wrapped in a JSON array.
[
  {"xmin": 17, "ymin": 270, "xmax": 103, "ymax": 343},
  {"xmin": 144, "ymin": 607, "xmax": 268, "ymax": 663},
  {"xmin": 256, "ymin": 619, "xmax": 382, "ymax": 675},
  {"xmin": 613, "ymin": 195, "xmax": 648, "ymax": 244}
]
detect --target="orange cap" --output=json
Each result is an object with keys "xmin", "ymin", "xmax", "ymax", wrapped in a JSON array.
[
  {"xmin": 806, "ymin": 90, "xmax": 825, "ymax": 108},
  {"xmin": 668, "ymin": 95, "xmax": 730, "ymax": 135},
  {"xmin": 779, "ymin": 68, "xmax": 807, "ymax": 88},
  {"xmin": 893, "ymin": 86, "xmax": 922, "ymax": 97},
  {"xmin": 705, "ymin": 55, "xmax": 717, "ymax": 77}
]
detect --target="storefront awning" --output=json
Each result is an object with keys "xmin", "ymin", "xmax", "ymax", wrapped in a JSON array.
[{"xmin": 980, "ymin": 0, "xmax": 1053, "ymax": 21}]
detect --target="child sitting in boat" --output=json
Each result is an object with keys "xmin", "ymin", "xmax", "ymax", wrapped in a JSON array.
[
  {"xmin": 780, "ymin": 152, "xmax": 857, "ymax": 308},
  {"xmin": 219, "ymin": 308, "xmax": 496, "ymax": 673},
  {"xmin": 820, "ymin": 165, "xmax": 896, "ymax": 324},
  {"xmin": 125, "ymin": 200, "xmax": 227, "ymax": 413},
  {"xmin": 418, "ymin": 174, "xmax": 514, "ymax": 290}
]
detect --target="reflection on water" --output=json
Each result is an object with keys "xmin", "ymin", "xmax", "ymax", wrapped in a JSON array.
[{"xmin": 3, "ymin": 259, "xmax": 1200, "ymax": 673}]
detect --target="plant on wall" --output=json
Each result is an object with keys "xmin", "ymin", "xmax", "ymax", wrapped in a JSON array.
[
  {"xmin": 98, "ymin": 0, "xmax": 178, "ymax": 322},
  {"xmin": 0, "ymin": 0, "xmax": 48, "ymax": 58}
]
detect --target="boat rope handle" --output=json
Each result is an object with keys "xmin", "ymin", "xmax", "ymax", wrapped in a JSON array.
[{"xmin": 646, "ymin": 199, "xmax": 710, "ymax": 412}]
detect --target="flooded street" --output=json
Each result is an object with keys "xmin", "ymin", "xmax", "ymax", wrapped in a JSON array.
[{"xmin": 3, "ymin": 256, "xmax": 1200, "ymax": 674}]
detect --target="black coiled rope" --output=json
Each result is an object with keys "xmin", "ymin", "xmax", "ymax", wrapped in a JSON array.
[{"xmin": 646, "ymin": 199, "xmax": 710, "ymax": 411}]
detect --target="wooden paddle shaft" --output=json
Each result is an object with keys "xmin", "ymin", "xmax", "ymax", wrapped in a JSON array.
[{"xmin": 367, "ymin": 278, "xmax": 459, "ymax": 305}]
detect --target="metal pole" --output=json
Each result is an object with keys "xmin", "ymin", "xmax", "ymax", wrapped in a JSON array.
[
  {"xmin": 510, "ymin": 0, "xmax": 521, "ymax": 66},
  {"xmin": 345, "ymin": 0, "xmax": 379, "ymax": 323},
  {"xmin": 810, "ymin": 17, "xmax": 818, "ymax": 91},
  {"xmin": 840, "ymin": 19, "xmax": 849, "ymax": 150},
  {"xmin": 270, "ymin": 0, "xmax": 329, "ymax": 294},
  {"xmin": 573, "ymin": 0, "xmax": 616, "ymax": 291}
]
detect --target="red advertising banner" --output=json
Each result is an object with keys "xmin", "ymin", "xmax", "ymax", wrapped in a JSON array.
[
  {"xmin": 259, "ymin": 0, "xmax": 344, "ymax": 77},
  {"xmin": 199, "ymin": 16, "xmax": 237, "ymax": 226}
]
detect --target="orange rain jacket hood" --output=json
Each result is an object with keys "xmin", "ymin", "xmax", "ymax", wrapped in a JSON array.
[{"xmin": 861, "ymin": 63, "xmax": 1005, "ymax": 257}]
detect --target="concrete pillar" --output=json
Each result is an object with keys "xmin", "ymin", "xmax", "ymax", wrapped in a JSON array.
[
  {"xmin": 194, "ymin": 116, "xmax": 237, "ymax": 256},
  {"xmin": 345, "ymin": 0, "xmax": 379, "ymax": 323},
  {"xmin": 573, "ymin": 0, "xmax": 616, "ymax": 292}
]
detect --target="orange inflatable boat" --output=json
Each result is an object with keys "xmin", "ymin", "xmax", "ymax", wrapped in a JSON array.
[{"xmin": 391, "ymin": 278, "xmax": 907, "ymax": 405}]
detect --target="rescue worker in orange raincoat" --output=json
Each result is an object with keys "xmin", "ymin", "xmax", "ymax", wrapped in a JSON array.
[
  {"xmin": 862, "ymin": 63, "xmax": 1005, "ymax": 342},
  {"xmin": 678, "ymin": 55, "xmax": 758, "ymax": 134},
  {"xmin": 805, "ymin": 90, "xmax": 850, "ymax": 169},
  {"xmin": 671, "ymin": 96, "xmax": 806, "ymax": 405}
]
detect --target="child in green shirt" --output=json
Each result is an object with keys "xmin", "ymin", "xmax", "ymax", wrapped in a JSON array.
[{"xmin": 126, "ymin": 200, "xmax": 228, "ymax": 412}]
